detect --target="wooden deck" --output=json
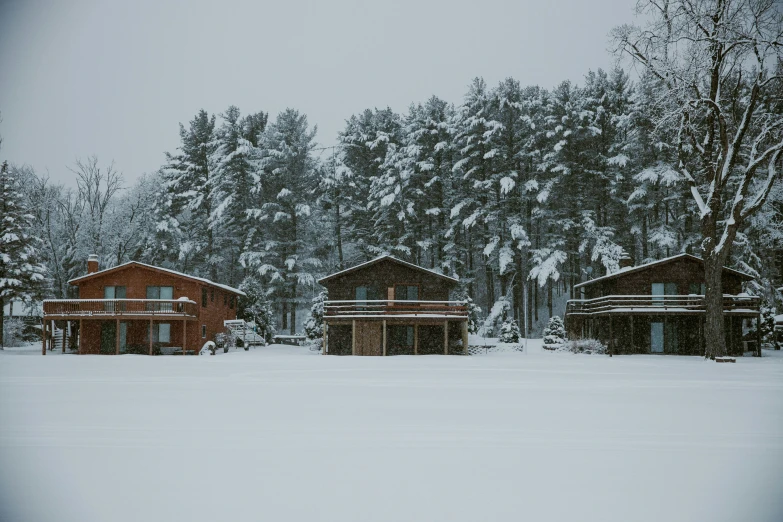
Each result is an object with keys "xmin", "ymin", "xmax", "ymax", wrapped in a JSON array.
[
  {"xmin": 42, "ymin": 299, "xmax": 199, "ymax": 320},
  {"xmin": 565, "ymin": 294, "xmax": 760, "ymax": 317}
]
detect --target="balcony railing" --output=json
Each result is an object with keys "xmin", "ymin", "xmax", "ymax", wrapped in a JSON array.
[
  {"xmin": 43, "ymin": 299, "xmax": 198, "ymax": 318},
  {"xmin": 566, "ymin": 294, "xmax": 761, "ymax": 316},
  {"xmin": 324, "ymin": 300, "xmax": 468, "ymax": 319}
]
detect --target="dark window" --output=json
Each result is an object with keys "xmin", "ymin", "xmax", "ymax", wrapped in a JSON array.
[
  {"xmin": 202, "ymin": 288, "xmax": 208, "ymax": 308},
  {"xmin": 146, "ymin": 286, "xmax": 173, "ymax": 311},
  {"xmin": 688, "ymin": 282, "xmax": 706, "ymax": 295},
  {"xmin": 230, "ymin": 296, "xmax": 235, "ymax": 309},
  {"xmin": 391, "ymin": 326, "xmax": 415, "ymax": 346},
  {"xmin": 211, "ymin": 289, "xmax": 214, "ymax": 302},
  {"xmin": 394, "ymin": 285, "xmax": 419, "ymax": 301},
  {"xmin": 202, "ymin": 325, "xmax": 207, "ymax": 338},
  {"xmin": 224, "ymin": 293, "xmax": 227, "ymax": 306},
  {"xmin": 355, "ymin": 285, "xmax": 380, "ymax": 310}
]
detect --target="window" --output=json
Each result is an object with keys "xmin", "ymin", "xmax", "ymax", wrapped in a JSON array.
[
  {"xmin": 394, "ymin": 285, "xmax": 419, "ymax": 301},
  {"xmin": 355, "ymin": 285, "xmax": 380, "ymax": 309},
  {"xmin": 230, "ymin": 296, "xmax": 235, "ymax": 309},
  {"xmin": 146, "ymin": 286, "xmax": 173, "ymax": 311},
  {"xmin": 104, "ymin": 286, "xmax": 126, "ymax": 311},
  {"xmin": 202, "ymin": 325, "xmax": 207, "ymax": 338},
  {"xmin": 211, "ymin": 288, "xmax": 214, "ymax": 302},
  {"xmin": 153, "ymin": 323, "xmax": 171, "ymax": 343},
  {"xmin": 651, "ymin": 283, "xmax": 677, "ymax": 306},
  {"xmin": 224, "ymin": 293, "xmax": 227, "ymax": 306},
  {"xmin": 202, "ymin": 288, "xmax": 208, "ymax": 308},
  {"xmin": 688, "ymin": 282, "xmax": 706, "ymax": 295}
]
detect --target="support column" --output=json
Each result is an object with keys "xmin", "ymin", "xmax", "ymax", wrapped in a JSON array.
[
  {"xmin": 629, "ymin": 316, "xmax": 634, "ymax": 353},
  {"xmin": 728, "ymin": 315, "xmax": 734, "ymax": 356},
  {"xmin": 50, "ymin": 320, "xmax": 55, "ymax": 351},
  {"xmin": 149, "ymin": 319, "xmax": 154, "ymax": 356},
  {"xmin": 609, "ymin": 316, "xmax": 613, "ymax": 357},
  {"xmin": 444, "ymin": 320, "xmax": 449, "ymax": 355},
  {"xmin": 756, "ymin": 314, "xmax": 762, "ymax": 357},
  {"xmin": 351, "ymin": 320, "xmax": 356, "ymax": 356},
  {"xmin": 322, "ymin": 322, "xmax": 328, "ymax": 355},
  {"xmin": 62, "ymin": 322, "xmax": 67, "ymax": 353},
  {"xmin": 382, "ymin": 320, "xmax": 387, "ymax": 356},
  {"xmin": 115, "ymin": 319, "xmax": 120, "ymax": 355},
  {"xmin": 461, "ymin": 320, "xmax": 469, "ymax": 355},
  {"xmin": 183, "ymin": 319, "xmax": 187, "ymax": 355},
  {"xmin": 414, "ymin": 324, "xmax": 418, "ymax": 355},
  {"xmin": 41, "ymin": 319, "xmax": 46, "ymax": 356},
  {"xmin": 78, "ymin": 319, "xmax": 83, "ymax": 354}
]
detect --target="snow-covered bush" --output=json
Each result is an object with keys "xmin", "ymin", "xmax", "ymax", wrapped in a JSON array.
[
  {"xmin": 238, "ymin": 276, "xmax": 276, "ymax": 342},
  {"xmin": 304, "ymin": 290, "xmax": 327, "ymax": 340},
  {"xmin": 2, "ymin": 318, "xmax": 25, "ymax": 347},
  {"xmin": 482, "ymin": 297, "xmax": 511, "ymax": 336},
  {"xmin": 542, "ymin": 316, "xmax": 566, "ymax": 350},
  {"xmin": 562, "ymin": 339, "xmax": 606, "ymax": 355},
  {"xmin": 455, "ymin": 290, "xmax": 482, "ymax": 334},
  {"xmin": 499, "ymin": 319, "xmax": 521, "ymax": 343}
]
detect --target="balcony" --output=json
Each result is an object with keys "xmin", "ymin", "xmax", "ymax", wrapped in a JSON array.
[
  {"xmin": 324, "ymin": 300, "xmax": 468, "ymax": 320},
  {"xmin": 43, "ymin": 299, "xmax": 199, "ymax": 319},
  {"xmin": 565, "ymin": 294, "xmax": 761, "ymax": 317}
]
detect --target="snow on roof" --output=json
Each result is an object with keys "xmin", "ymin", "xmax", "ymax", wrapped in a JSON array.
[
  {"xmin": 68, "ymin": 261, "xmax": 246, "ymax": 296},
  {"xmin": 317, "ymin": 255, "xmax": 459, "ymax": 285},
  {"xmin": 574, "ymin": 253, "xmax": 754, "ymax": 289}
]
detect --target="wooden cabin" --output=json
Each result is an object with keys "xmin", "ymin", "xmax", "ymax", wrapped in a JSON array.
[
  {"xmin": 319, "ymin": 255, "xmax": 468, "ymax": 355},
  {"xmin": 565, "ymin": 254, "xmax": 761, "ymax": 356},
  {"xmin": 41, "ymin": 256, "xmax": 244, "ymax": 355}
]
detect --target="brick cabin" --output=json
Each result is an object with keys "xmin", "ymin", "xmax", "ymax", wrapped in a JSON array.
[
  {"xmin": 320, "ymin": 255, "xmax": 469, "ymax": 356},
  {"xmin": 42, "ymin": 256, "xmax": 244, "ymax": 355},
  {"xmin": 564, "ymin": 254, "xmax": 761, "ymax": 356}
]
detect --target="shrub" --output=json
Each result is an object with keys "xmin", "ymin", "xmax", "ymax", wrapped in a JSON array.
[
  {"xmin": 562, "ymin": 338, "xmax": 606, "ymax": 355},
  {"xmin": 304, "ymin": 290, "xmax": 327, "ymax": 340},
  {"xmin": 542, "ymin": 316, "xmax": 566, "ymax": 349},
  {"xmin": 499, "ymin": 319, "xmax": 521, "ymax": 343},
  {"xmin": 2, "ymin": 317, "xmax": 25, "ymax": 347}
]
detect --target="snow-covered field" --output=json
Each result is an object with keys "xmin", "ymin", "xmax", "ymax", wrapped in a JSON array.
[{"xmin": 1, "ymin": 343, "xmax": 782, "ymax": 522}]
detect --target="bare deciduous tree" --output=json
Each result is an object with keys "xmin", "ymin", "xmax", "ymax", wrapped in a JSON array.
[{"xmin": 613, "ymin": 0, "xmax": 783, "ymax": 358}]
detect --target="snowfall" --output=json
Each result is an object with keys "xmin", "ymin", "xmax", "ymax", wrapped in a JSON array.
[{"xmin": 1, "ymin": 340, "xmax": 782, "ymax": 522}]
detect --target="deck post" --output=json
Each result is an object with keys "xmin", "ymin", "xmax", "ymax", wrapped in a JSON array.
[
  {"xmin": 461, "ymin": 320, "xmax": 469, "ymax": 355},
  {"xmin": 756, "ymin": 314, "xmax": 762, "ymax": 357},
  {"xmin": 115, "ymin": 319, "xmax": 120, "ymax": 355},
  {"xmin": 78, "ymin": 319, "xmax": 83, "ymax": 354},
  {"xmin": 728, "ymin": 316, "xmax": 733, "ymax": 356},
  {"xmin": 351, "ymin": 320, "xmax": 356, "ymax": 356},
  {"xmin": 629, "ymin": 316, "xmax": 634, "ymax": 353},
  {"xmin": 382, "ymin": 320, "xmax": 387, "ymax": 356},
  {"xmin": 444, "ymin": 320, "xmax": 449, "ymax": 355},
  {"xmin": 609, "ymin": 316, "xmax": 613, "ymax": 357},
  {"xmin": 183, "ymin": 319, "xmax": 187, "ymax": 355},
  {"xmin": 149, "ymin": 319, "xmax": 153, "ymax": 356},
  {"xmin": 413, "ymin": 324, "xmax": 418, "ymax": 355},
  {"xmin": 51, "ymin": 320, "xmax": 55, "ymax": 351},
  {"xmin": 62, "ymin": 321, "xmax": 67, "ymax": 353},
  {"xmin": 41, "ymin": 319, "xmax": 46, "ymax": 355},
  {"xmin": 322, "ymin": 322, "xmax": 327, "ymax": 355}
]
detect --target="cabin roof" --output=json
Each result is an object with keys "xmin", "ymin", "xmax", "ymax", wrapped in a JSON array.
[
  {"xmin": 68, "ymin": 261, "xmax": 246, "ymax": 296},
  {"xmin": 317, "ymin": 255, "xmax": 459, "ymax": 285},
  {"xmin": 573, "ymin": 253, "xmax": 754, "ymax": 290}
]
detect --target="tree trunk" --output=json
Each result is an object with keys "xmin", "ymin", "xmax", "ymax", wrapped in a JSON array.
[
  {"xmin": 335, "ymin": 195, "xmax": 344, "ymax": 269},
  {"xmin": 290, "ymin": 283, "xmax": 297, "ymax": 335},
  {"xmin": 281, "ymin": 300, "xmax": 288, "ymax": 331},
  {"xmin": 0, "ymin": 295, "xmax": 5, "ymax": 349},
  {"xmin": 703, "ymin": 254, "xmax": 726, "ymax": 359}
]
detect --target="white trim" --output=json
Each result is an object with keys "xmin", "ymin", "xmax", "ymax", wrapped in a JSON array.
[
  {"xmin": 68, "ymin": 261, "xmax": 246, "ymax": 296},
  {"xmin": 317, "ymin": 255, "xmax": 459, "ymax": 285}
]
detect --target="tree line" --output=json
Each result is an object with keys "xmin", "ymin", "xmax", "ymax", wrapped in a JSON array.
[{"xmin": 2, "ymin": 0, "xmax": 782, "ymax": 356}]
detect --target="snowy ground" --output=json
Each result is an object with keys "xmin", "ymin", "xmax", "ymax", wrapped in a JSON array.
[{"xmin": 1, "ymin": 343, "xmax": 782, "ymax": 522}]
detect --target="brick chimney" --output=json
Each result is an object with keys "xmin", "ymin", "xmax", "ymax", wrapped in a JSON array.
[
  {"xmin": 619, "ymin": 256, "xmax": 634, "ymax": 269},
  {"xmin": 87, "ymin": 254, "xmax": 99, "ymax": 274}
]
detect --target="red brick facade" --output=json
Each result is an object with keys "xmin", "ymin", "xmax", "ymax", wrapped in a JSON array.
[{"xmin": 65, "ymin": 263, "xmax": 242, "ymax": 354}]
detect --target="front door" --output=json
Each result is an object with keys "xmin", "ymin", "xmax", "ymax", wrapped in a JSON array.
[
  {"xmin": 355, "ymin": 321, "xmax": 382, "ymax": 356},
  {"xmin": 651, "ymin": 321, "xmax": 664, "ymax": 353}
]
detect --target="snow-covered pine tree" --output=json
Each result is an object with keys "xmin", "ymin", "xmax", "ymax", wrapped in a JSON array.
[
  {"xmin": 304, "ymin": 290, "xmax": 327, "ymax": 340},
  {"xmin": 0, "ymin": 161, "xmax": 47, "ymax": 349},
  {"xmin": 245, "ymin": 109, "xmax": 320, "ymax": 334},
  {"xmin": 542, "ymin": 315, "xmax": 566, "ymax": 349},
  {"xmin": 499, "ymin": 319, "xmax": 521, "ymax": 343}
]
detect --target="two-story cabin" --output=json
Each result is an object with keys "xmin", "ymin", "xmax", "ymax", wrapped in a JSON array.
[
  {"xmin": 41, "ymin": 255, "xmax": 244, "ymax": 355},
  {"xmin": 565, "ymin": 254, "xmax": 761, "ymax": 356},
  {"xmin": 319, "ymin": 255, "xmax": 468, "ymax": 355}
]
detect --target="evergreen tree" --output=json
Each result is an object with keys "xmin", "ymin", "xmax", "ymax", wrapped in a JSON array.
[{"xmin": 0, "ymin": 161, "xmax": 47, "ymax": 348}]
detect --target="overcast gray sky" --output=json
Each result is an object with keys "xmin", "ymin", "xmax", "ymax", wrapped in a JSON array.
[{"xmin": 0, "ymin": 0, "xmax": 635, "ymax": 186}]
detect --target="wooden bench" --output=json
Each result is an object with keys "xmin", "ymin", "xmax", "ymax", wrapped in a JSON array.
[{"xmin": 715, "ymin": 356, "xmax": 736, "ymax": 363}]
